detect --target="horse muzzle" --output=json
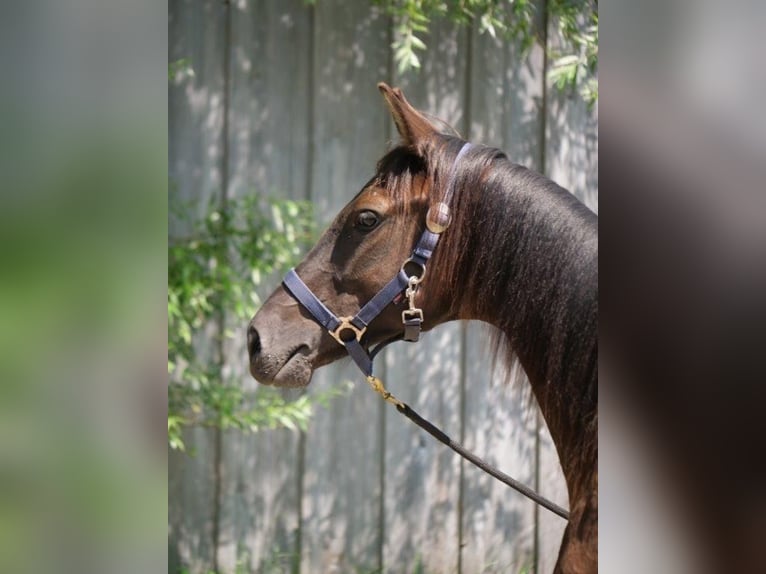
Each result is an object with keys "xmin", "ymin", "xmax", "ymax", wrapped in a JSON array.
[{"xmin": 247, "ymin": 317, "xmax": 314, "ymax": 388}]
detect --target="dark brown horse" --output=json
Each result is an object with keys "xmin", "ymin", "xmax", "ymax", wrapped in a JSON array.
[{"xmin": 248, "ymin": 83, "xmax": 597, "ymax": 573}]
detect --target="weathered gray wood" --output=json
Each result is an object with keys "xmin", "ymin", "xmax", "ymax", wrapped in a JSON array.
[
  {"xmin": 215, "ymin": 426, "xmax": 303, "ymax": 573},
  {"xmin": 461, "ymin": 324, "xmax": 539, "ymax": 574},
  {"xmin": 307, "ymin": 4, "xmax": 390, "ymax": 223},
  {"xmin": 544, "ymin": 88, "xmax": 598, "ymax": 212},
  {"xmin": 463, "ymin": 323, "xmax": 535, "ymax": 572},
  {"xmin": 168, "ymin": 3, "xmax": 228, "ymax": 573},
  {"xmin": 168, "ymin": 427, "xmax": 219, "ymax": 574},
  {"xmin": 168, "ymin": 0, "xmax": 228, "ymax": 236},
  {"xmin": 536, "ymin": 11, "xmax": 599, "ymax": 572},
  {"xmin": 543, "ymin": 38, "xmax": 598, "ymax": 213},
  {"xmin": 300, "ymin": 2, "xmax": 390, "ymax": 572},
  {"xmin": 379, "ymin": 17, "xmax": 467, "ymax": 574},
  {"xmin": 394, "ymin": 18, "xmax": 470, "ymax": 135},
  {"xmin": 468, "ymin": 27, "xmax": 545, "ymax": 169},
  {"xmin": 382, "ymin": 324, "xmax": 463, "ymax": 574},
  {"xmin": 226, "ymin": 0, "xmax": 312, "ymax": 202},
  {"xmin": 214, "ymin": 2, "xmax": 313, "ymax": 571},
  {"xmin": 456, "ymin": 23, "xmax": 548, "ymax": 573}
]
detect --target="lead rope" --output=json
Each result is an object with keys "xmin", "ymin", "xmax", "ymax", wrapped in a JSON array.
[{"xmin": 364, "ymin": 374, "xmax": 570, "ymax": 521}]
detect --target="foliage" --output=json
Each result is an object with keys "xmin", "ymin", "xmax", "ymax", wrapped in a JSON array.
[
  {"xmin": 176, "ymin": 544, "xmax": 306, "ymax": 574},
  {"xmin": 304, "ymin": 0, "xmax": 597, "ymax": 105},
  {"xmin": 376, "ymin": 0, "xmax": 537, "ymax": 75},
  {"xmin": 168, "ymin": 191, "xmax": 347, "ymax": 451},
  {"xmin": 547, "ymin": 0, "xmax": 598, "ymax": 107},
  {"xmin": 168, "ymin": 58, "xmax": 194, "ymax": 82}
]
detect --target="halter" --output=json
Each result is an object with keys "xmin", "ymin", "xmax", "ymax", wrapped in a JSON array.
[
  {"xmin": 282, "ymin": 142, "xmax": 473, "ymax": 377},
  {"xmin": 280, "ymin": 141, "xmax": 570, "ymax": 520}
]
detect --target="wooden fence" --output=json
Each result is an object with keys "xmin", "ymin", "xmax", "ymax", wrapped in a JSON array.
[{"xmin": 168, "ymin": 1, "xmax": 597, "ymax": 572}]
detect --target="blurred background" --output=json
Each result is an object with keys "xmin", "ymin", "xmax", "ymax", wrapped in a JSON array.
[
  {"xmin": 168, "ymin": 1, "xmax": 596, "ymax": 573},
  {"xmin": 4, "ymin": 0, "xmax": 764, "ymax": 572}
]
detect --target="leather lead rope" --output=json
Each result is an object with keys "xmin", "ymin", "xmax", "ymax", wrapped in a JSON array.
[{"xmin": 365, "ymin": 375, "xmax": 570, "ymax": 521}]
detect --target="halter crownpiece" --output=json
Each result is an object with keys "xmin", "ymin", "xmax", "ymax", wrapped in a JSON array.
[{"xmin": 282, "ymin": 142, "xmax": 472, "ymax": 377}]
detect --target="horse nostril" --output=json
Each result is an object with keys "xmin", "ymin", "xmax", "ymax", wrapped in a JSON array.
[{"xmin": 247, "ymin": 324, "xmax": 261, "ymax": 357}]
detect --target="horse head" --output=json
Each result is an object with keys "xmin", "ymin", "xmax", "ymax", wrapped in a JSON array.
[{"xmin": 247, "ymin": 83, "xmax": 457, "ymax": 387}]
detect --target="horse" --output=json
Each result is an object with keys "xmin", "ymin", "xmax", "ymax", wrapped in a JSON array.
[{"xmin": 247, "ymin": 83, "xmax": 597, "ymax": 573}]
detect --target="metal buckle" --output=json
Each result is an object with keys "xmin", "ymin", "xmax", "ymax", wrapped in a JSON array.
[
  {"xmin": 402, "ymin": 308, "xmax": 423, "ymax": 323},
  {"xmin": 402, "ymin": 308, "xmax": 423, "ymax": 342},
  {"xmin": 330, "ymin": 316, "xmax": 367, "ymax": 346}
]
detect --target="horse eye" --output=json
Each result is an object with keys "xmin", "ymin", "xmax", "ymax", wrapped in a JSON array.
[{"xmin": 355, "ymin": 210, "xmax": 380, "ymax": 231}]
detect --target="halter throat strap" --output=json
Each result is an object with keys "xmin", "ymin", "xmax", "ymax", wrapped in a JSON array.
[{"xmin": 282, "ymin": 142, "xmax": 472, "ymax": 376}]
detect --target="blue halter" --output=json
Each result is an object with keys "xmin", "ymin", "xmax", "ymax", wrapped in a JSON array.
[
  {"xmin": 282, "ymin": 143, "xmax": 472, "ymax": 377},
  {"xmin": 281, "ymin": 142, "xmax": 572, "ymax": 521}
]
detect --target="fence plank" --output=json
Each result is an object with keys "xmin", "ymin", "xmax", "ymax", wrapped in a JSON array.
[
  {"xmin": 215, "ymin": 427, "xmax": 303, "ymax": 573},
  {"xmin": 456, "ymin": 22, "xmax": 549, "ymax": 573},
  {"xmin": 301, "ymin": 2, "xmax": 391, "ymax": 572},
  {"xmin": 168, "ymin": 0, "xmax": 228, "ymax": 235},
  {"xmin": 377, "ymin": 17, "xmax": 468, "ymax": 574},
  {"xmin": 381, "ymin": 328, "xmax": 463, "ymax": 574},
  {"xmin": 537, "ymin": 11, "xmax": 599, "ymax": 573},
  {"xmin": 226, "ymin": 0, "xmax": 312, "ymax": 202},
  {"xmin": 543, "ymin": 34, "xmax": 598, "ymax": 213},
  {"xmin": 214, "ymin": 2, "xmax": 314, "ymax": 571},
  {"xmin": 308, "ymin": 4, "xmax": 390, "ymax": 224},
  {"xmin": 544, "ymin": 89, "xmax": 598, "ymax": 212},
  {"xmin": 168, "ymin": 2, "xmax": 227, "ymax": 573},
  {"xmin": 168, "ymin": 428, "xmax": 219, "ymax": 573},
  {"xmin": 461, "ymin": 325, "xmax": 539, "ymax": 574},
  {"xmin": 468, "ymin": 25, "xmax": 545, "ymax": 170}
]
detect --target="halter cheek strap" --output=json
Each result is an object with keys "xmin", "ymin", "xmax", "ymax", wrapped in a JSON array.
[{"xmin": 282, "ymin": 142, "xmax": 472, "ymax": 377}]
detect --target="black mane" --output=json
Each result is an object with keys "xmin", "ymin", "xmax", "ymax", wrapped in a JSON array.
[{"xmin": 376, "ymin": 136, "xmax": 598, "ymax": 473}]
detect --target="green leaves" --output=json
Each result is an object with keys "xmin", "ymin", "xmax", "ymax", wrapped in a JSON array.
[
  {"xmin": 168, "ymin": 381, "xmax": 352, "ymax": 451},
  {"xmin": 168, "ymin": 193, "xmax": 345, "ymax": 452},
  {"xmin": 547, "ymin": 2, "xmax": 598, "ymax": 107},
  {"xmin": 395, "ymin": 27, "xmax": 424, "ymax": 74},
  {"xmin": 168, "ymin": 59, "xmax": 194, "ymax": 83},
  {"xmin": 369, "ymin": 0, "xmax": 597, "ymax": 104},
  {"xmin": 386, "ymin": 0, "xmax": 433, "ymax": 74}
]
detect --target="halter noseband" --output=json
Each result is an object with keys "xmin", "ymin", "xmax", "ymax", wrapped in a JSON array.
[{"xmin": 282, "ymin": 142, "xmax": 472, "ymax": 377}]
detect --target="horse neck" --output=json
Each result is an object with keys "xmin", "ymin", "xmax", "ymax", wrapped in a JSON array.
[{"xmin": 441, "ymin": 160, "xmax": 598, "ymax": 496}]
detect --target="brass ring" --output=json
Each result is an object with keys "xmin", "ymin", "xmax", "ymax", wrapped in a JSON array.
[{"xmin": 330, "ymin": 316, "xmax": 367, "ymax": 346}]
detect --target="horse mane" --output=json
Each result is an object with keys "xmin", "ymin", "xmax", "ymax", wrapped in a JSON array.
[{"xmin": 373, "ymin": 135, "xmax": 598, "ymax": 464}]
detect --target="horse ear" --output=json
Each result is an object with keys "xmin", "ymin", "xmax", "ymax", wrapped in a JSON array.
[{"xmin": 378, "ymin": 82, "xmax": 436, "ymax": 146}]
